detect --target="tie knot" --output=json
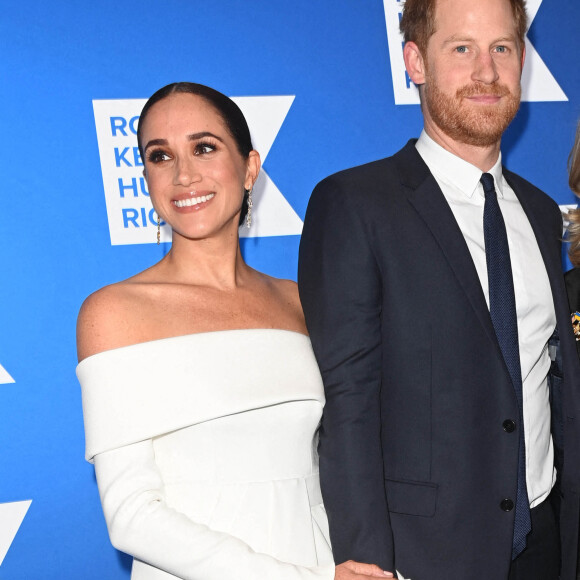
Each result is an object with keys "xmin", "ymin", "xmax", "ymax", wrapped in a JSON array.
[{"xmin": 480, "ymin": 172, "xmax": 496, "ymax": 197}]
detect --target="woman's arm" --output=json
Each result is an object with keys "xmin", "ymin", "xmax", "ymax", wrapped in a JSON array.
[{"xmin": 94, "ymin": 438, "xmax": 336, "ymax": 580}]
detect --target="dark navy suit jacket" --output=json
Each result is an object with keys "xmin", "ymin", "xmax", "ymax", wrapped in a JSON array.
[{"xmin": 298, "ymin": 140, "xmax": 580, "ymax": 580}]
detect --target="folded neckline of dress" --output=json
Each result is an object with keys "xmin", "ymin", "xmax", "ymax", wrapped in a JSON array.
[{"xmin": 77, "ymin": 327, "xmax": 311, "ymax": 369}]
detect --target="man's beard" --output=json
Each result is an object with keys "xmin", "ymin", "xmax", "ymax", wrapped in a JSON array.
[{"xmin": 423, "ymin": 73, "xmax": 521, "ymax": 147}]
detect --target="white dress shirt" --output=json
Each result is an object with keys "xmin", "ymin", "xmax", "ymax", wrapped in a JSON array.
[{"xmin": 416, "ymin": 130, "xmax": 556, "ymax": 508}]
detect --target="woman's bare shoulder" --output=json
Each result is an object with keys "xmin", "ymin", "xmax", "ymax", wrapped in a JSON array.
[
  {"xmin": 255, "ymin": 274, "xmax": 307, "ymax": 332},
  {"xmin": 76, "ymin": 281, "xmax": 151, "ymax": 362},
  {"xmin": 263, "ymin": 275, "xmax": 300, "ymax": 304}
]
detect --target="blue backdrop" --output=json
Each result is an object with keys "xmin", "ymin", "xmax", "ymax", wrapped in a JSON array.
[{"xmin": 1, "ymin": 1, "xmax": 578, "ymax": 578}]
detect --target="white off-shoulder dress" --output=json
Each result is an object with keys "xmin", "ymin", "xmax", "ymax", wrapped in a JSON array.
[{"xmin": 77, "ymin": 329, "xmax": 334, "ymax": 580}]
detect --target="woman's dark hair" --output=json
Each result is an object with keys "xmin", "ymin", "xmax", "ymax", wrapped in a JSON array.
[{"xmin": 137, "ymin": 82, "xmax": 254, "ymax": 225}]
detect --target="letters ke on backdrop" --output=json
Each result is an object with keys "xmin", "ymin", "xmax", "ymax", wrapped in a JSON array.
[{"xmin": 0, "ymin": 0, "xmax": 577, "ymax": 578}]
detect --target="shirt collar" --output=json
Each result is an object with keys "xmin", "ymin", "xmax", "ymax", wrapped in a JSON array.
[{"xmin": 416, "ymin": 130, "xmax": 505, "ymax": 199}]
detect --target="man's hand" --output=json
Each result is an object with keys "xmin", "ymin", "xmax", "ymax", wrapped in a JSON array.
[{"xmin": 335, "ymin": 560, "xmax": 394, "ymax": 578}]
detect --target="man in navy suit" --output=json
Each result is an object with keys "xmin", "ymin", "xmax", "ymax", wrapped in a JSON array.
[{"xmin": 298, "ymin": 0, "xmax": 580, "ymax": 578}]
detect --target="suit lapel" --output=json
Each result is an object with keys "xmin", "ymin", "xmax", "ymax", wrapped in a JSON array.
[{"xmin": 395, "ymin": 141, "xmax": 500, "ymax": 349}]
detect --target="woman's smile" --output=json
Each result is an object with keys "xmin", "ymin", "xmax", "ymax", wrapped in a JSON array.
[{"xmin": 173, "ymin": 192, "xmax": 216, "ymax": 210}]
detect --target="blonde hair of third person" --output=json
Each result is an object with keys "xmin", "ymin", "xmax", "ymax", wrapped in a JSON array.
[{"xmin": 566, "ymin": 121, "xmax": 580, "ymax": 266}]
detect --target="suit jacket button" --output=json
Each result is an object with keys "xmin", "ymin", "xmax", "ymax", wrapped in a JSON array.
[
  {"xmin": 503, "ymin": 419, "xmax": 516, "ymax": 433},
  {"xmin": 500, "ymin": 499, "xmax": 514, "ymax": 511}
]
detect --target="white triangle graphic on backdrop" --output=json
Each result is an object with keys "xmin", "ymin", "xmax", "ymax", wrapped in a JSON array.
[
  {"xmin": 0, "ymin": 500, "xmax": 31, "ymax": 565},
  {"xmin": 232, "ymin": 96, "xmax": 303, "ymax": 238},
  {"xmin": 233, "ymin": 96, "xmax": 293, "ymax": 163},
  {"xmin": 521, "ymin": 0, "xmax": 567, "ymax": 102},
  {"xmin": 0, "ymin": 364, "xmax": 14, "ymax": 385},
  {"xmin": 520, "ymin": 37, "xmax": 567, "ymax": 102},
  {"xmin": 241, "ymin": 169, "xmax": 303, "ymax": 238},
  {"xmin": 384, "ymin": 0, "xmax": 567, "ymax": 104}
]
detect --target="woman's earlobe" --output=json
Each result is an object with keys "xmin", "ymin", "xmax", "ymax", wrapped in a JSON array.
[{"xmin": 247, "ymin": 150, "xmax": 261, "ymax": 186}]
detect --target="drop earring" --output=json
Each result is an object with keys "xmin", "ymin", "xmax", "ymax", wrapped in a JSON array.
[
  {"xmin": 245, "ymin": 188, "xmax": 253, "ymax": 228},
  {"xmin": 157, "ymin": 215, "xmax": 161, "ymax": 245}
]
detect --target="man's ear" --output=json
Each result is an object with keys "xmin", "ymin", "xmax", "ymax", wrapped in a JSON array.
[{"xmin": 403, "ymin": 41, "xmax": 427, "ymax": 85}]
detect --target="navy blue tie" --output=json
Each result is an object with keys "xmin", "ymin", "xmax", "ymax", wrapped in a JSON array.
[{"xmin": 481, "ymin": 172, "xmax": 531, "ymax": 559}]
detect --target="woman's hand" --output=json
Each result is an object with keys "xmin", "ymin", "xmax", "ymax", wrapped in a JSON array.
[{"xmin": 335, "ymin": 560, "xmax": 394, "ymax": 578}]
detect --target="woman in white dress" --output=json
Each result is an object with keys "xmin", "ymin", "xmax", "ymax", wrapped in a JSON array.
[{"xmin": 76, "ymin": 83, "xmax": 391, "ymax": 580}]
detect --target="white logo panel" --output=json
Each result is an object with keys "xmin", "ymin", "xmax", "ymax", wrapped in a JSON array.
[
  {"xmin": 93, "ymin": 96, "xmax": 302, "ymax": 246},
  {"xmin": 0, "ymin": 364, "xmax": 14, "ymax": 385},
  {"xmin": 0, "ymin": 500, "xmax": 31, "ymax": 565},
  {"xmin": 383, "ymin": 0, "xmax": 419, "ymax": 105},
  {"xmin": 383, "ymin": 0, "xmax": 567, "ymax": 105}
]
